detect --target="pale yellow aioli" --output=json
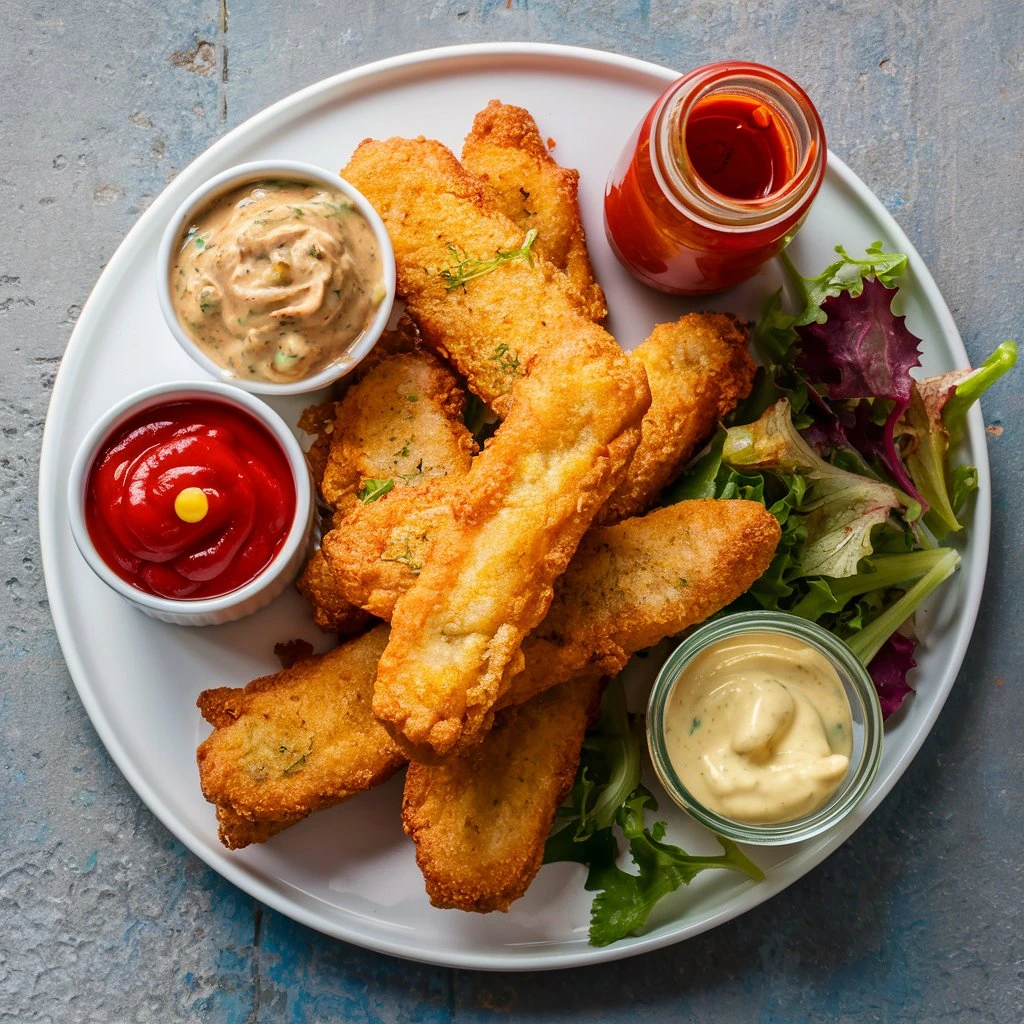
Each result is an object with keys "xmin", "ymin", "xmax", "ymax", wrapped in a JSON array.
[
  {"xmin": 663, "ymin": 632, "xmax": 853, "ymax": 824},
  {"xmin": 170, "ymin": 179, "xmax": 385, "ymax": 382}
]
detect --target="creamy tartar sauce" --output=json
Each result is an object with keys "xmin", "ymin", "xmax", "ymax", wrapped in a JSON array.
[
  {"xmin": 663, "ymin": 632, "xmax": 853, "ymax": 824},
  {"xmin": 171, "ymin": 179, "xmax": 385, "ymax": 382}
]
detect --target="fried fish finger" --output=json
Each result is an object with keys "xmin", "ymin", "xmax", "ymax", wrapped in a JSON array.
[
  {"xmin": 461, "ymin": 100, "xmax": 607, "ymax": 323},
  {"xmin": 296, "ymin": 339, "xmax": 476, "ymax": 631},
  {"xmin": 198, "ymin": 500, "xmax": 779, "ymax": 848},
  {"xmin": 196, "ymin": 625, "xmax": 405, "ymax": 826},
  {"xmin": 402, "ymin": 677, "xmax": 604, "ymax": 913},
  {"xmin": 295, "ymin": 549, "xmax": 373, "ymax": 635},
  {"xmin": 342, "ymin": 137, "xmax": 650, "ymax": 760},
  {"xmin": 319, "ymin": 343, "xmax": 476, "ymax": 509},
  {"xmin": 597, "ymin": 313, "xmax": 756, "ymax": 524},
  {"xmin": 402, "ymin": 500, "xmax": 782, "ymax": 911}
]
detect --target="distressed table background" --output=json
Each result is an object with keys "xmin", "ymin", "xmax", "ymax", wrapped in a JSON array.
[{"xmin": 3, "ymin": 1, "xmax": 1022, "ymax": 1021}]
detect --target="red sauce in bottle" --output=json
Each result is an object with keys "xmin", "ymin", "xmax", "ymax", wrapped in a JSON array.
[
  {"xmin": 605, "ymin": 62, "xmax": 826, "ymax": 295},
  {"xmin": 85, "ymin": 399, "xmax": 296, "ymax": 600},
  {"xmin": 685, "ymin": 94, "xmax": 794, "ymax": 200}
]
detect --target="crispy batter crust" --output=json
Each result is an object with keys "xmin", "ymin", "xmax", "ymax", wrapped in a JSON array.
[
  {"xmin": 321, "ymin": 480, "xmax": 456, "ymax": 619},
  {"xmin": 320, "ymin": 346, "xmax": 476, "ymax": 509},
  {"xmin": 295, "ymin": 549, "xmax": 373, "ymax": 635},
  {"xmin": 506, "ymin": 500, "xmax": 782, "ymax": 703},
  {"xmin": 296, "ymin": 342, "xmax": 475, "ymax": 631},
  {"xmin": 401, "ymin": 500, "xmax": 781, "ymax": 911},
  {"xmin": 215, "ymin": 806, "xmax": 302, "ymax": 850},
  {"xmin": 197, "ymin": 500, "xmax": 779, "ymax": 850},
  {"xmin": 342, "ymin": 137, "xmax": 650, "ymax": 760},
  {"xmin": 597, "ymin": 313, "xmax": 756, "ymax": 525},
  {"xmin": 196, "ymin": 626, "xmax": 405, "ymax": 827},
  {"xmin": 402, "ymin": 677, "xmax": 604, "ymax": 913},
  {"xmin": 341, "ymin": 136, "xmax": 638, "ymax": 412},
  {"xmin": 322, "ymin": 311, "xmax": 756, "ymax": 623},
  {"xmin": 462, "ymin": 100, "xmax": 607, "ymax": 323}
]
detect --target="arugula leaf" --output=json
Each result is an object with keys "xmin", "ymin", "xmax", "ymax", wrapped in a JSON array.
[{"xmin": 356, "ymin": 477, "xmax": 394, "ymax": 504}]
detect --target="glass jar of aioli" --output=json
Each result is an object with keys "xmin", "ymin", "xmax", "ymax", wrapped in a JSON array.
[
  {"xmin": 647, "ymin": 612, "xmax": 883, "ymax": 846},
  {"xmin": 604, "ymin": 62, "xmax": 826, "ymax": 295}
]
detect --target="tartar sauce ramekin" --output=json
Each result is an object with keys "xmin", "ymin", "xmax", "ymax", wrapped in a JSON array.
[
  {"xmin": 156, "ymin": 160, "xmax": 396, "ymax": 397},
  {"xmin": 647, "ymin": 611, "xmax": 884, "ymax": 846},
  {"xmin": 67, "ymin": 380, "xmax": 314, "ymax": 627}
]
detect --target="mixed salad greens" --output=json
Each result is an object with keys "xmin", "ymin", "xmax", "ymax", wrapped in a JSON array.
[{"xmin": 546, "ymin": 241, "xmax": 1016, "ymax": 946}]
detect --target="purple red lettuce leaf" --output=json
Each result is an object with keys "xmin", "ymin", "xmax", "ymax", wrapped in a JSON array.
[
  {"xmin": 867, "ymin": 632, "xmax": 917, "ymax": 719},
  {"xmin": 795, "ymin": 278, "xmax": 926, "ymax": 511},
  {"xmin": 795, "ymin": 278, "xmax": 922, "ymax": 404}
]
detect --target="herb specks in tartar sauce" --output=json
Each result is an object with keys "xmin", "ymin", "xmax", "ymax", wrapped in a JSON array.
[{"xmin": 171, "ymin": 179, "xmax": 386, "ymax": 382}]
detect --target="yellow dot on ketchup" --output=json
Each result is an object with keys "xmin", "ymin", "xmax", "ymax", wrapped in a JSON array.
[{"xmin": 174, "ymin": 487, "xmax": 209, "ymax": 523}]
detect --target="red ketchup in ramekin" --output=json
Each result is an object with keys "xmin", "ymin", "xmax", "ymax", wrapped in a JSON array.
[{"xmin": 84, "ymin": 398, "xmax": 296, "ymax": 600}]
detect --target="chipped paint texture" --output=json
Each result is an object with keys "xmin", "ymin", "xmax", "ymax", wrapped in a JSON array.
[{"xmin": 2, "ymin": 0, "xmax": 1023, "ymax": 1021}]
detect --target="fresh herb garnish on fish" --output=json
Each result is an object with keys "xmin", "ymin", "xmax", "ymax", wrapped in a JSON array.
[
  {"xmin": 357, "ymin": 477, "xmax": 394, "ymax": 503},
  {"xmin": 438, "ymin": 228, "xmax": 538, "ymax": 291}
]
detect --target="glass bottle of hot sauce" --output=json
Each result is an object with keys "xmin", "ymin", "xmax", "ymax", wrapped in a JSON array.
[{"xmin": 605, "ymin": 62, "xmax": 826, "ymax": 295}]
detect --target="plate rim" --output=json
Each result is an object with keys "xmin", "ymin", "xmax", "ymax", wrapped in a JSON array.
[{"xmin": 38, "ymin": 41, "xmax": 991, "ymax": 971}]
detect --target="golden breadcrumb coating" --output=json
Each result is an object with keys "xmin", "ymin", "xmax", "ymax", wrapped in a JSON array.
[
  {"xmin": 401, "ymin": 500, "xmax": 781, "ymax": 911},
  {"xmin": 295, "ymin": 340, "xmax": 475, "ymax": 631},
  {"xmin": 402, "ymin": 678, "xmax": 604, "ymax": 913},
  {"xmin": 462, "ymin": 100, "xmax": 607, "ymax": 323},
  {"xmin": 342, "ymin": 136, "xmax": 650, "ymax": 761},
  {"xmin": 196, "ymin": 626, "xmax": 404, "ymax": 830},
  {"xmin": 597, "ymin": 313, "xmax": 756, "ymax": 524},
  {"xmin": 197, "ymin": 500, "xmax": 779, "ymax": 850}
]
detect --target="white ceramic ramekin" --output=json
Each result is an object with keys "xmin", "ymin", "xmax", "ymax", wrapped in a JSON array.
[
  {"xmin": 67, "ymin": 380, "xmax": 314, "ymax": 626},
  {"xmin": 156, "ymin": 160, "xmax": 396, "ymax": 396}
]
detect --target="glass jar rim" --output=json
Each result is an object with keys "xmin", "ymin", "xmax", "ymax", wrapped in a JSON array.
[
  {"xmin": 646, "ymin": 611, "xmax": 884, "ymax": 845},
  {"xmin": 651, "ymin": 62, "xmax": 827, "ymax": 231}
]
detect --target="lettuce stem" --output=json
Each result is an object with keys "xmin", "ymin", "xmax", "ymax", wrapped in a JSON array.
[
  {"xmin": 584, "ymin": 678, "xmax": 641, "ymax": 832},
  {"xmin": 846, "ymin": 548, "xmax": 960, "ymax": 665}
]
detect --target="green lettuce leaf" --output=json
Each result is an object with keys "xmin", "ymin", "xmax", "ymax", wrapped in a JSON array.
[
  {"xmin": 544, "ymin": 682, "xmax": 762, "ymax": 947},
  {"xmin": 788, "ymin": 549, "xmax": 955, "ymax": 621},
  {"xmin": 845, "ymin": 548, "xmax": 960, "ymax": 665},
  {"xmin": 723, "ymin": 399, "xmax": 919, "ymax": 577},
  {"xmin": 900, "ymin": 341, "xmax": 1016, "ymax": 537}
]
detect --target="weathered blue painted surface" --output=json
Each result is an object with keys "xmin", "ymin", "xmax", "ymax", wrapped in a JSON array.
[{"xmin": 2, "ymin": 0, "xmax": 1022, "ymax": 1020}]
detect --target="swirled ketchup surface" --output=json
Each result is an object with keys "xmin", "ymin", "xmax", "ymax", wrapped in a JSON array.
[{"xmin": 84, "ymin": 399, "xmax": 296, "ymax": 599}]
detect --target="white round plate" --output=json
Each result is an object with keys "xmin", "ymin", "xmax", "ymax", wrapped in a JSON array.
[{"xmin": 39, "ymin": 44, "xmax": 989, "ymax": 971}]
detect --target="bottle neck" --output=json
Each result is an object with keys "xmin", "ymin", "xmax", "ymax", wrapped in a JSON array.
[{"xmin": 651, "ymin": 63, "xmax": 826, "ymax": 232}]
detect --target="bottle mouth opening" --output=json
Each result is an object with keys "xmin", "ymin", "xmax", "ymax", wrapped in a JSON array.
[{"xmin": 653, "ymin": 62, "xmax": 826, "ymax": 229}]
